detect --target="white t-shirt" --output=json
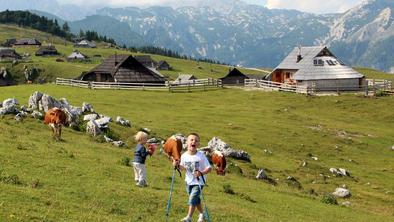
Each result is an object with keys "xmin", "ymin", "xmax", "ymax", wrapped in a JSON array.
[{"xmin": 180, "ymin": 151, "xmax": 211, "ymax": 185}]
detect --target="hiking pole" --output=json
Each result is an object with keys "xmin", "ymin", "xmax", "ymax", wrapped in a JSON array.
[
  {"xmin": 197, "ymin": 174, "xmax": 211, "ymax": 222},
  {"xmin": 165, "ymin": 166, "xmax": 176, "ymax": 222}
]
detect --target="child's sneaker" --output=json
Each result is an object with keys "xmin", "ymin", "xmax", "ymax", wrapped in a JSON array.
[
  {"xmin": 197, "ymin": 213, "xmax": 205, "ymax": 222},
  {"xmin": 180, "ymin": 216, "xmax": 192, "ymax": 222}
]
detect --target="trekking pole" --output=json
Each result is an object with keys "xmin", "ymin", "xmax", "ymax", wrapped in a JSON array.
[
  {"xmin": 197, "ymin": 174, "xmax": 211, "ymax": 222},
  {"xmin": 165, "ymin": 167, "xmax": 176, "ymax": 222}
]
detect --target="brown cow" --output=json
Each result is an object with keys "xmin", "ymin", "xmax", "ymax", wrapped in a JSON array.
[
  {"xmin": 211, "ymin": 150, "xmax": 226, "ymax": 175},
  {"xmin": 163, "ymin": 135, "xmax": 183, "ymax": 177},
  {"xmin": 44, "ymin": 107, "xmax": 68, "ymax": 141}
]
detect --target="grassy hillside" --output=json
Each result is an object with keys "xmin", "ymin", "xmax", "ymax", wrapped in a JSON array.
[
  {"xmin": 0, "ymin": 24, "xmax": 267, "ymax": 84},
  {"xmin": 1, "ymin": 84, "xmax": 393, "ymax": 221}
]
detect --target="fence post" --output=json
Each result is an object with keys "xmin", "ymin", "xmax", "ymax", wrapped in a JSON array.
[{"xmin": 373, "ymin": 79, "xmax": 376, "ymax": 96}]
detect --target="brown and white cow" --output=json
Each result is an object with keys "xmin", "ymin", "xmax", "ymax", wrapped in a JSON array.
[
  {"xmin": 163, "ymin": 135, "xmax": 183, "ymax": 177},
  {"xmin": 211, "ymin": 150, "xmax": 226, "ymax": 175},
  {"xmin": 44, "ymin": 107, "xmax": 68, "ymax": 141}
]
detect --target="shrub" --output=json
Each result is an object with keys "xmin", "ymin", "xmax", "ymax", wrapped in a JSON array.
[
  {"xmin": 120, "ymin": 157, "xmax": 131, "ymax": 167},
  {"xmin": 321, "ymin": 193, "xmax": 338, "ymax": 205},
  {"xmin": 223, "ymin": 184, "xmax": 235, "ymax": 195}
]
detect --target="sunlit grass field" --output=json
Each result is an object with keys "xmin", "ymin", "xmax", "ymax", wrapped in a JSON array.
[{"xmin": 1, "ymin": 84, "xmax": 393, "ymax": 221}]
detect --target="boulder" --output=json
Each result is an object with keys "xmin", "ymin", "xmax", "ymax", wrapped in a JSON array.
[
  {"xmin": 329, "ymin": 167, "xmax": 350, "ymax": 177},
  {"xmin": 31, "ymin": 110, "xmax": 43, "ymax": 119},
  {"xmin": 83, "ymin": 114, "xmax": 99, "ymax": 121},
  {"xmin": 207, "ymin": 137, "xmax": 250, "ymax": 162},
  {"xmin": 95, "ymin": 117, "xmax": 111, "ymax": 129},
  {"xmin": 116, "ymin": 116, "xmax": 131, "ymax": 127},
  {"xmin": 112, "ymin": 141, "xmax": 125, "ymax": 147},
  {"xmin": 338, "ymin": 168, "xmax": 350, "ymax": 177},
  {"xmin": 286, "ymin": 176, "xmax": 302, "ymax": 189},
  {"xmin": 28, "ymin": 91, "xmax": 43, "ymax": 110},
  {"xmin": 1, "ymin": 98, "xmax": 18, "ymax": 114},
  {"xmin": 82, "ymin": 102, "xmax": 93, "ymax": 113},
  {"xmin": 332, "ymin": 188, "xmax": 351, "ymax": 198},
  {"xmin": 391, "ymin": 145, "xmax": 394, "ymax": 151},
  {"xmin": 38, "ymin": 94, "xmax": 61, "ymax": 112},
  {"xmin": 86, "ymin": 120, "xmax": 102, "ymax": 136},
  {"xmin": 104, "ymin": 135, "xmax": 114, "ymax": 143},
  {"xmin": 14, "ymin": 113, "xmax": 23, "ymax": 121},
  {"xmin": 256, "ymin": 169, "xmax": 268, "ymax": 180},
  {"xmin": 341, "ymin": 201, "xmax": 351, "ymax": 207}
]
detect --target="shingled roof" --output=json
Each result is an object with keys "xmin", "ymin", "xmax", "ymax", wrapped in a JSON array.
[
  {"xmin": 81, "ymin": 54, "xmax": 165, "ymax": 83},
  {"xmin": 271, "ymin": 46, "xmax": 363, "ymax": 80}
]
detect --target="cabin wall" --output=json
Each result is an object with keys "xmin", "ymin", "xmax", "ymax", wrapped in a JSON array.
[
  {"xmin": 221, "ymin": 76, "xmax": 248, "ymax": 85},
  {"xmin": 271, "ymin": 69, "xmax": 296, "ymax": 83},
  {"xmin": 297, "ymin": 78, "xmax": 363, "ymax": 91}
]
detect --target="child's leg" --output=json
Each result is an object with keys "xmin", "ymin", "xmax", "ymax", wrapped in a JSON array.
[
  {"xmin": 132, "ymin": 163, "xmax": 139, "ymax": 182},
  {"xmin": 196, "ymin": 204, "xmax": 203, "ymax": 214},
  {"xmin": 139, "ymin": 164, "xmax": 147, "ymax": 184}
]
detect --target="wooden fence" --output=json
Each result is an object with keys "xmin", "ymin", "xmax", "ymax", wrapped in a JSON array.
[
  {"xmin": 245, "ymin": 79, "xmax": 310, "ymax": 94},
  {"xmin": 245, "ymin": 79, "xmax": 393, "ymax": 96},
  {"xmin": 56, "ymin": 78, "xmax": 223, "ymax": 92}
]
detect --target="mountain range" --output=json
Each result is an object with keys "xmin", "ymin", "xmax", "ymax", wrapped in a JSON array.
[{"xmin": 1, "ymin": 0, "xmax": 394, "ymax": 72}]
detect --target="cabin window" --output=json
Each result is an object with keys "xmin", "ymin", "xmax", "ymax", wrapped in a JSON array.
[
  {"xmin": 313, "ymin": 59, "xmax": 324, "ymax": 66},
  {"xmin": 326, "ymin": 60, "xmax": 336, "ymax": 66}
]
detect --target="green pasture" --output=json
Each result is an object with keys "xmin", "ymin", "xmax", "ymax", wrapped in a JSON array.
[{"xmin": 0, "ymin": 84, "xmax": 393, "ymax": 222}]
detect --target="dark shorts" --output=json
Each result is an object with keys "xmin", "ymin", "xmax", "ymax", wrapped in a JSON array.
[{"xmin": 186, "ymin": 185, "xmax": 204, "ymax": 206}]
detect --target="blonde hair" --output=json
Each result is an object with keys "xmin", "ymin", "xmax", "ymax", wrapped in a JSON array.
[{"xmin": 134, "ymin": 131, "xmax": 148, "ymax": 142}]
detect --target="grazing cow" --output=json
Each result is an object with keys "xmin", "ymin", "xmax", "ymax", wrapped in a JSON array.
[
  {"xmin": 44, "ymin": 107, "xmax": 68, "ymax": 140},
  {"xmin": 211, "ymin": 150, "xmax": 226, "ymax": 175},
  {"xmin": 163, "ymin": 135, "xmax": 183, "ymax": 177}
]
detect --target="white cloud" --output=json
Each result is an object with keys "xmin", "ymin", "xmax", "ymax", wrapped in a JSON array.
[{"xmin": 265, "ymin": 0, "xmax": 364, "ymax": 14}]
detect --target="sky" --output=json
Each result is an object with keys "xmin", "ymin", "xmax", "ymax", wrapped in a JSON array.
[{"xmin": 57, "ymin": 0, "xmax": 365, "ymax": 14}]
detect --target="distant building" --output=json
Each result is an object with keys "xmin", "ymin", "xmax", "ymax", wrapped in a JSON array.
[
  {"xmin": 134, "ymin": 55, "xmax": 157, "ymax": 68},
  {"xmin": 67, "ymin": 51, "xmax": 87, "ymax": 61},
  {"xmin": 74, "ymin": 40, "xmax": 96, "ymax": 48},
  {"xmin": 13, "ymin": 38, "xmax": 41, "ymax": 47},
  {"xmin": 1, "ymin": 38, "xmax": 17, "ymax": 47},
  {"xmin": 219, "ymin": 68, "xmax": 249, "ymax": 85},
  {"xmin": 35, "ymin": 45, "xmax": 59, "ymax": 56},
  {"xmin": 79, "ymin": 54, "xmax": 166, "ymax": 83},
  {"xmin": 267, "ymin": 46, "xmax": 365, "ymax": 91},
  {"xmin": 0, "ymin": 47, "xmax": 22, "ymax": 61},
  {"xmin": 157, "ymin": 60, "xmax": 171, "ymax": 70},
  {"xmin": 174, "ymin": 74, "xmax": 197, "ymax": 84}
]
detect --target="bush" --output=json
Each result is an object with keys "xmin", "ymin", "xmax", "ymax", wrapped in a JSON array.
[
  {"xmin": 321, "ymin": 193, "xmax": 338, "ymax": 205},
  {"xmin": 120, "ymin": 157, "xmax": 131, "ymax": 167},
  {"xmin": 223, "ymin": 184, "xmax": 235, "ymax": 195}
]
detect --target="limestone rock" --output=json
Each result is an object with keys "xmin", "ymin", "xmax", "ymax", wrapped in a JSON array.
[
  {"xmin": 112, "ymin": 141, "xmax": 125, "ymax": 147},
  {"xmin": 31, "ymin": 110, "xmax": 43, "ymax": 119},
  {"xmin": 83, "ymin": 114, "xmax": 99, "ymax": 121},
  {"xmin": 116, "ymin": 116, "xmax": 131, "ymax": 127},
  {"xmin": 332, "ymin": 188, "xmax": 351, "ymax": 198},
  {"xmin": 86, "ymin": 120, "xmax": 102, "ymax": 136},
  {"xmin": 82, "ymin": 102, "xmax": 93, "ymax": 113},
  {"xmin": 28, "ymin": 91, "xmax": 43, "ymax": 110},
  {"xmin": 207, "ymin": 137, "xmax": 250, "ymax": 162},
  {"xmin": 38, "ymin": 94, "xmax": 61, "ymax": 112},
  {"xmin": 256, "ymin": 169, "xmax": 268, "ymax": 180}
]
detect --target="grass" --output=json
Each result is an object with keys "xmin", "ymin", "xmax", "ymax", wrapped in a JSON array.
[
  {"xmin": 0, "ymin": 84, "xmax": 393, "ymax": 221},
  {"xmin": 0, "ymin": 24, "xmax": 267, "ymax": 84}
]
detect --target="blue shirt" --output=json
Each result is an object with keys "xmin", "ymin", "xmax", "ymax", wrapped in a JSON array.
[{"xmin": 133, "ymin": 143, "xmax": 150, "ymax": 164}]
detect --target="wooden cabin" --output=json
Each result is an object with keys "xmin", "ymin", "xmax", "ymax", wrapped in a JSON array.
[
  {"xmin": 157, "ymin": 60, "xmax": 171, "ymax": 70},
  {"xmin": 134, "ymin": 55, "xmax": 157, "ymax": 68},
  {"xmin": 35, "ymin": 45, "xmax": 59, "ymax": 56},
  {"xmin": 267, "ymin": 46, "xmax": 365, "ymax": 91},
  {"xmin": 0, "ymin": 48, "xmax": 21, "ymax": 61},
  {"xmin": 13, "ymin": 38, "xmax": 41, "ymax": 47},
  {"xmin": 220, "ymin": 68, "xmax": 249, "ymax": 85},
  {"xmin": 74, "ymin": 40, "xmax": 96, "ymax": 48},
  {"xmin": 67, "ymin": 51, "xmax": 87, "ymax": 61},
  {"xmin": 174, "ymin": 74, "xmax": 197, "ymax": 84},
  {"xmin": 79, "ymin": 54, "xmax": 166, "ymax": 83}
]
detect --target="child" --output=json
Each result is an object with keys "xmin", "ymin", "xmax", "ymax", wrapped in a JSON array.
[
  {"xmin": 133, "ymin": 131, "xmax": 154, "ymax": 187},
  {"xmin": 175, "ymin": 133, "xmax": 211, "ymax": 222}
]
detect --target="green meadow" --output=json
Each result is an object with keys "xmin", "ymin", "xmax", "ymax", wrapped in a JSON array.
[
  {"xmin": 1, "ymin": 84, "xmax": 394, "ymax": 222},
  {"xmin": 1, "ymin": 23, "xmax": 394, "ymax": 222}
]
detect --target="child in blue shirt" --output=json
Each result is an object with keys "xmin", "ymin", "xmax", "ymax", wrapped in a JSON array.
[{"xmin": 133, "ymin": 131, "xmax": 154, "ymax": 187}]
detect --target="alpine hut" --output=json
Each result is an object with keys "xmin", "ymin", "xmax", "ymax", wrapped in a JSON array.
[
  {"xmin": 0, "ymin": 48, "xmax": 21, "ymax": 61},
  {"xmin": 157, "ymin": 60, "xmax": 171, "ymax": 70},
  {"xmin": 220, "ymin": 68, "xmax": 249, "ymax": 85},
  {"xmin": 35, "ymin": 45, "xmax": 59, "ymax": 56},
  {"xmin": 267, "ymin": 46, "xmax": 365, "ymax": 91},
  {"xmin": 67, "ymin": 51, "xmax": 87, "ymax": 61},
  {"xmin": 134, "ymin": 55, "xmax": 157, "ymax": 68},
  {"xmin": 13, "ymin": 38, "xmax": 41, "ymax": 47},
  {"xmin": 79, "ymin": 54, "xmax": 166, "ymax": 83}
]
